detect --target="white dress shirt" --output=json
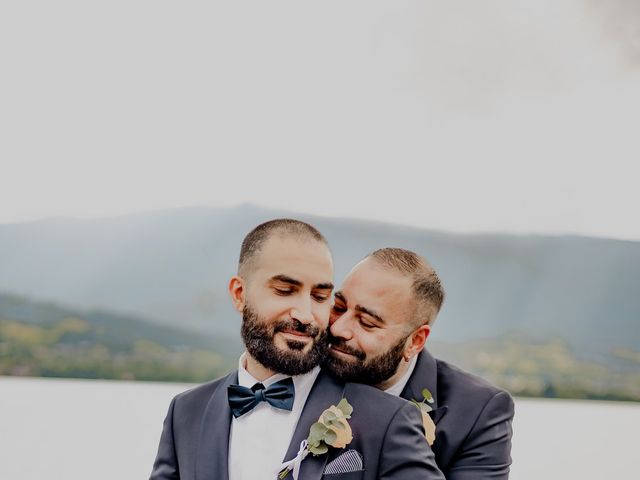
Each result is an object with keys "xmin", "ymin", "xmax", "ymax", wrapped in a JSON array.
[
  {"xmin": 384, "ymin": 354, "xmax": 418, "ymax": 397},
  {"xmin": 228, "ymin": 353, "xmax": 320, "ymax": 480}
]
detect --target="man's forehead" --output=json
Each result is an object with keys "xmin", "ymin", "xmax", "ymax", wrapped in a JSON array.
[
  {"xmin": 341, "ymin": 259, "xmax": 413, "ymax": 305},
  {"xmin": 348, "ymin": 258, "xmax": 410, "ymax": 288},
  {"xmin": 253, "ymin": 235, "xmax": 333, "ymax": 281}
]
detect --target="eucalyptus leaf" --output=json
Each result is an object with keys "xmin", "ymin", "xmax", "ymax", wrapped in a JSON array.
[
  {"xmin": 309, "ymin": 443, "xmax": 329, "ymax": 456},
  {"xmin": 310, "ymin": 422, "xmax": 329, "ymax": 437},
  {"xmin": 324, "ymin": 429, "xmax": 337, "ymax": 444},
  {"xmin": 422, "ymin": 388, "xmax": 434, "ymax": 403},
  {"xmin": 308, "ymin": 422, "xmax": 328, "ymax": 445},
  {"xmin": 323, "ymin": 411, "xmax": 337, "ymax": 423},
  {"xmin": 337, "ymin": 398, "xmax": 353, "ymax": 418}
]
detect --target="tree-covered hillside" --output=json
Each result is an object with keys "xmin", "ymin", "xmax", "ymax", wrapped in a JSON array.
[{"xmin": 0, "ymin": 293, "xmax": 238, "ymax": 382}]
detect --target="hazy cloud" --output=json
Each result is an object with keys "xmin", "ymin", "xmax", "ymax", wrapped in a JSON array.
[
  {"xmin": 588, "ymin": 0, "xmax": 640, "ymax": 66},
  {"xmin": 1, "ymin": 1, "xmax": 638, "ymax": 240}
]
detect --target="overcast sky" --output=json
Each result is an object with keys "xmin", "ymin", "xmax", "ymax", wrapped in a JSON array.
[{"xmin": 2, "ymin": 1, "xmax": 639, "ymax": 240}]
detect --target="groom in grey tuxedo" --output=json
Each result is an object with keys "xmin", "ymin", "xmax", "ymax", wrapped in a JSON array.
[
  {"xmin": 150, "ymin": 220, "xmax": 444, "ymax": 480},
  {"xmin": 325, "ymin": 248, "xmax": 515, "ymax": 479}
]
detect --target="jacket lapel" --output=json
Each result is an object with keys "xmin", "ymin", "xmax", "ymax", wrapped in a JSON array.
[
  {"xmin": 281, "ymin": 370, "xmax": 345, "ymax": 480},
  {"xmin": 196, "ymin": 371, "xmax": 237, "ymax": 480},
  {"xmin": 400, "ymin": 350, "xmax": 448, "ymax": 425}
]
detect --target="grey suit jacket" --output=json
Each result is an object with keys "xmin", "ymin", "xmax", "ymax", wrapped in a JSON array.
[
  {"xmin": 150, "ymin": 369, "xmax": 445, "ymax": 480},
  {"xmin": 400, "ymin": 350, "xmax": 514, "ymax": 479}
]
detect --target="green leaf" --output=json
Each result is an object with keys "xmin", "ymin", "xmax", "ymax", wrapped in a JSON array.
[
  {"xmin": 422, "ymin": 388, "xmax": 434, "ymax": 404},
  {"xmin": 323, "ymin": 411, "xmax": 337, "ymax": 423},
  {"xmin": 310, "ymin": 422, "xmax": 329, "ymax": 436},
  {"xmin": 337, "ymin": 398, "xmax": 353, "ymax": 418},
  {"xmin": 324, "ymin": 429, "xmax": 337, "ymax": 445},
  {"xmin": 308, "ymin": 422, "xmax": 328, "ymax": 445},
  {"xmin": 309, "ymin": 443, "xmax": 329, "ymax": 456}
]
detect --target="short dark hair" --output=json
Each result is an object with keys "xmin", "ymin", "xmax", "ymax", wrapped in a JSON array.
[
  {"xmin": 368, "ymin": 248, "xmax": 445, "ymax": 327},
  {"xmin": 238, "ymin": 219, "xmax": 328, "ymax": 277}
]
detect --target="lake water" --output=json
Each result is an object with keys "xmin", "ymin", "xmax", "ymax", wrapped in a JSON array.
[{"xmin": 1, "ymin": 376, "xmax": 637, "ymax": 479}]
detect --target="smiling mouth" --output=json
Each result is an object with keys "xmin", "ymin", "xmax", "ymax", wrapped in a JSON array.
[
  {"xmin": 280, "ymin": 330, "xmax": 313, "ymax": 339},
  {"xmin": 330, "ymin": 345, "xmax": 356, "ymax": 357}
]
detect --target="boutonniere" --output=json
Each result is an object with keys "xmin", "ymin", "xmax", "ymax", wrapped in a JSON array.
[
  {"xmin": 411, "ymin": 388, "xmax": 437, "ymax": 446},
  {"xmin": 278, "ymin": 398, "xmax": 353, "ymax": 479}
]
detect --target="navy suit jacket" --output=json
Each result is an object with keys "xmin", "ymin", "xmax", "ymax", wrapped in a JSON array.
[
  {"xmin": 150, "ymin": 369, "xmax": 445, "ymax": 480},
  {"xmin": 399, "ymin": 350, "xmax": 514, "ymax": 479}
]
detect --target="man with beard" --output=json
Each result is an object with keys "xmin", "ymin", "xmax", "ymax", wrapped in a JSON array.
[
  {"xmin": 325, "ymin": 248, "xmax": 514, "ymax": 480},
  {"xmin": 150, "ymin": 220, "xmax": 444, "ymax": 480}
]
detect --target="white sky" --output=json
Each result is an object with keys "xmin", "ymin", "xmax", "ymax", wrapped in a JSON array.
[{"xmin": 1, "ymin": 1, "xmax": 639, "ymax": 240}]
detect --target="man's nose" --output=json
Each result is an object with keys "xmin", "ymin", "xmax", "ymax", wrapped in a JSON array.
[
  {"xmin": 290, "ymin": 297, "xmax": 313, "ymax": 324},
  {"xmin": 329, "ymin": 312, "xmax": 353, "ymax": 340}
]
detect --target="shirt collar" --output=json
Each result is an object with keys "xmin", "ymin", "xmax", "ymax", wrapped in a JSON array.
[
  {"xmin": 384, "ymin": 354, "xmax": 418, "ymax": 397},
  {"xmin": 237, "ymin": 351, "xmax": 320, "ymax": 397}
]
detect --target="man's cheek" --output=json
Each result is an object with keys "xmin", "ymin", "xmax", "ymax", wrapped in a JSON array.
[{"xmin": 315, "ymin": 305, "xmax": 332, "ymax": 326}]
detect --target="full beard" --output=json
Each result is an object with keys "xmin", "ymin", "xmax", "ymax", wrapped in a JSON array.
[
  {"xmin": 241, "ymin": 304, "xmax": 329, "ymax": 376},
  {"xmin": 324, "ymin": 332, "xmax": 407, "ymax": 387}
]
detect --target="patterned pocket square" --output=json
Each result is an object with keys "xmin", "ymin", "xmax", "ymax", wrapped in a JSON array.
[{"xmin": 323, "ymin": 449, "xmax": 364, "ymax": 474}]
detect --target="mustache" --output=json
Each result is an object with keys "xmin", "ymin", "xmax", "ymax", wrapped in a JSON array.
[
  {"xmin": 274, "ymin": 318, "xmax": 322, "ymax": 337},
  {"xmin": 328, "ymin": 334, "xmax": 366, "ymax": 360}
]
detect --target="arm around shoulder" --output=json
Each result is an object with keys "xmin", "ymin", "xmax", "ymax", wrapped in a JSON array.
[
  {"xmin": 447, "ymin": 390, "xmax": 515, "ymax": 480},
  {"xmin": 378, "ymin": 402, "xmax": 445, "ymax": 480},
  {"xmin": 149, "ymin": 396, "xmax": 180, "ymax": 480}
]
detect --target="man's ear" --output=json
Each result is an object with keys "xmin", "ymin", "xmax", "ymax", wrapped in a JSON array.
[
  {"xmin": 228, "ymin": 276, "xmax": 246, "ymax": 313},
  {"xmin": 404, "ymin": 324, "xmax": 431, "ymax": 361}
]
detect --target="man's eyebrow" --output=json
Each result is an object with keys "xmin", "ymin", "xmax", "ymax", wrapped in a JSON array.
[
  {"xmin": 270, "ymin": 274, "xmax": 302, "ymax": 287},
  {"xmin": 334, "ymin": 291, "xmax": 385, "ymax": 324},
  {"xmin": 355, "ymin": 305, "xmax": 385, "ymax": 324},
  {"xmin": 313, "ymin": 282, "xmax": 334, "ymax": 291}
]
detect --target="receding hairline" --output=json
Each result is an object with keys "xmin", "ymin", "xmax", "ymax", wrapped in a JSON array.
[
  {"xmin": 365, "ymin": 248, "xmax": 445, "ymax": 327},
  {"xmin": 238, "ymin": 218, "xmax": 330, "ymax": 277}
]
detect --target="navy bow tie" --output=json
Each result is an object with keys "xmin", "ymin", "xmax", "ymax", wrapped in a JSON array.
[{"xmin": 228, "ymin": 377, "xmax": 295, "ymax": 418}]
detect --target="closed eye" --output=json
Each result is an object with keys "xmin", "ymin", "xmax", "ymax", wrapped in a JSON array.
[
  {"xmin": 359, "ymin": 317, "xmax": 377, "ymax": 329},
  {"xmin": 274, "ymin": 288, "xmax": 294, "ymax": 295}
]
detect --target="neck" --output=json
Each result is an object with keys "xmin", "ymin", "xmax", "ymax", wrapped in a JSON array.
[
  {"xmin": 244, "ymin": 353, "xmax": 277, "ymax": 382},
  {"xmin": 375, "ymin": 358, "xmax": 410, "ymax": 391}
]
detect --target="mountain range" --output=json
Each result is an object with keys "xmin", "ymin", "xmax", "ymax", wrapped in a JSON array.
[{"xmin": 1, "ymin": 204, "xmax": 638, "ymax": 355}]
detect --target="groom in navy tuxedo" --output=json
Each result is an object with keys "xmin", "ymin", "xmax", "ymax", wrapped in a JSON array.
[
  {"xmin": 325, "ymin": 248, "xmax": 515, "ymax": 479},
  {"xmin": 150, "ymin": 220, "xmax": 444, "ymax": 480}
]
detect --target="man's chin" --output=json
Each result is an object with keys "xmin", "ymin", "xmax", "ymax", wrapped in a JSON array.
[
  {"xmin": 324, "ymin": 352, "xmax": 362, "ymax": 382},
  {"xmin": 275, "ymin": 335, "xmax": 314, "ymax": 353}
]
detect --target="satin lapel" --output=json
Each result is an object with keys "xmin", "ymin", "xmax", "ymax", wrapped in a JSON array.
[
  {"xmin": 429, "ymin": 405, "xmax": 448, "ymax": 425},
  {"xmin": 400, "ymin": 350, "xmax": 440, "ymax": 410},
  {"xmin": 195, "ymin": 371, "xmax": 238, "ymax": 480},
  {"xmin": 281, "ymin": 370, "xmax": 345, "ymax": 480}
]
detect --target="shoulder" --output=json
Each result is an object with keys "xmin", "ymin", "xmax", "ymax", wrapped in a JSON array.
[
  {"xmin": 346, "ymin": 381, "xmax": 412, "ymax": 407},
  {"xmin": 344, "ymin": 381, "xmax": 418, "ymax": 421},
  {"xmin": 343, "ymin": 381, "xmax": 426, "ymax": 451},
  {"xmin": 435, "ymin": 358, "xmax": 511, "ymax": 407},
  {"xmin": 428, "ymin": 356, "xmax": 514, "ymax": 436},
  {"xmin": 171, "ymin": 372, "xmax": 235, "ymax": 415}
]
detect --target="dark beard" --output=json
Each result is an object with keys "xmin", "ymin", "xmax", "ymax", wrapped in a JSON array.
[
  {"xmin": 241, "ymin": 304, "xmax": 329, "ymax": 376},
  {"xmin": 324, "ymin": 332, "xmax": 407, "ymax": 386}
]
